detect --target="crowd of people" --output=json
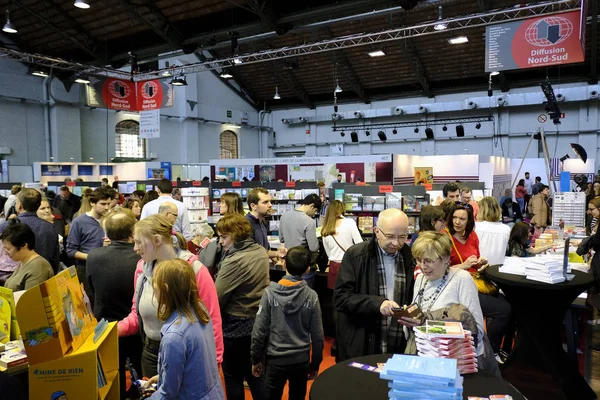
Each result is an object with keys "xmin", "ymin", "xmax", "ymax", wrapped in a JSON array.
[{"xmin": 0, "ymin": 175, "xmax": 594, "ymax": 400}]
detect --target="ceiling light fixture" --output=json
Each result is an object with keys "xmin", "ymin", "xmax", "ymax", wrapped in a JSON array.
[
  {"xmin": 489, "ymin": 71, "xmax": 500, "ymax": 76},
  {"xmin": 448, "ymin": 36, "xmax": 468, "ymax": 45},
  {"xmin": 456, "ymin": 125, "xmax": 465, "ymax": 137},
  {"xmin": 414, "ymin": 127, "xmax": 419, "ymax": 133},
  {"xmin": 233, "ymin": 58, "xmax": 242, "ymax": 65},
  {"xmin": 220, "ymin": 71, "xmax": 233, "ymax": 79},
  {"xmin": 170, "ymin": 75, "xmax": 187, "ymax": 86},
  {"xmin": 350, "ymin": 132, "xmax": 358, "ymax": 142},
  {"xmin": 162, "ymin": 70, "xmax": 173, "ymax": 77},
  {"xmin": 442, "ymin": 125, "xmax": 448, "ymax": 131},
  {"xmin": 273, "ymin": 87, "xmax": 281, "ymax": 100},
  {"xmin": 434, "ymin": 6, "xmax": 447, "ymax": 31},
  {"xmin": 365, "ymin": 130, "xmax": 370, "ymax": 136},
  {"xmin": 32, "ymin": 71, "xmax": 49, "ymax": 77},
  {"xmin": 334, "ymin": 79, "xmax": 343, "ymax": 93},
  {"xmin": 75, "ymin": 77, "xmax": 90, "ymax": 84},
  {"xmin": 368, "ymin": 50, "xmax": 386, "ymax": 57},
  {"xmin": 340, "ymin": 131, "xmax": 346, "ymax": 137},
  {"xmin": 2, "ymin": 10, "xmax": 17, "ymax": 34},
  {"xmin": 74, "ymin": 0, "xmax": 90, "ymax": 9},
  {"xmin": 392, "ymin": 129, "xmax": 397, "ymax": 134},
  {"xmin": 425, "ymin": 128, "xmax": 434, "ymax": 139},
  {"xmin": 475, "ymin": 123, "xmax": 481, "ymax": 129},
  {"xmin": 377, "ymin": 131, "xmax": 387, "ymax": 142}
]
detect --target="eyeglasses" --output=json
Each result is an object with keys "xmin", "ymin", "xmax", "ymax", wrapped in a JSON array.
[
  {"xmin": 376, "ymin": 227, "xmax": 408, "ymax": 243},
  {"xmin": 589, "ymin": 207, "xmax": 597, "ymax": 211},
  {"xmin": 167, "ymin": 212, "xmax": 178, "ymax": 218}
]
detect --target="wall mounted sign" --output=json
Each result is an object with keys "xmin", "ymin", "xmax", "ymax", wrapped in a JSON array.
[{"xmin": 485, "ymin": 10, "xmax": 585, "ymax": 72}]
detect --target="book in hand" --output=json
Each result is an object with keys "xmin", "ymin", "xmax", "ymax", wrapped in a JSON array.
[{"xmin": 392, "ymin": 304, "xmax": 422, "ymax": 319}]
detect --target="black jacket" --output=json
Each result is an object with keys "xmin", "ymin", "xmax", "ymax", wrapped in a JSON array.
[{"xmin": 333, "ymin": 238, "xmax": 414, "ymax": 362}]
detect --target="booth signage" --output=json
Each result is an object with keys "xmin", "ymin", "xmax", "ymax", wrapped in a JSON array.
[
  {"xmin": 86, "ymin": 77, "xmax": 174, "ymax": 111},
  {"xmin": 192, "ymin": 181, "xmax": 201, "ymax": 187},
  {"xmin": 41, "ymin": 165, "xmax": 72, "ymax": 177},
  {"xmin": 285, "ymin": 181, "xmax": 296, "ymax": 188},
  {"xmin": 485, "ymin": 10, "xmax": 585, "ymax": 72},
  {"xmin": 379, "ymin": 185, "xmax": 393, "ymax": 193},
  {"xmin": 232, "ymin": 181, "xmax": 242, "ymax": 187}
]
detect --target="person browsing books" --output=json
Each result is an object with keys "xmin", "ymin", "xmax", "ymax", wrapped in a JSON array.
[
  {"xmin": 144, "ymin": 259, "xmax": 224, "ymax": 400},
  {"xmin": 333, "ymin": 208, "xmax": 415, "ymax": 361}
]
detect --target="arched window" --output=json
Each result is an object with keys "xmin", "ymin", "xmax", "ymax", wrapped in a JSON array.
[
  {"xmin": 115, "ymin": 120, "xmax": 146, "ymax": 159},
  {"xmin": 220, "ymin": 130, "xmax": 238, "ymax": 159}
]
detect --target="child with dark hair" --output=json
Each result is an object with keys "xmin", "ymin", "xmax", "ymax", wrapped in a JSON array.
[{"xmin": 251, "ymin": 246, "xmax": 324, "ymax": 400}]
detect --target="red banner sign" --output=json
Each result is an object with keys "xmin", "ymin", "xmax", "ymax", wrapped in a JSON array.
[
  {"xmin": 379, "ymin": 185, "xmax": 393, "ymax": 193},
  {"xmin": 87, "ymin": 77, "xmax": 174, "ymax": 111},
  {"xmin": 285, "ymin": 181, "xmax": 296, "ymax": 188},
  {"xmin": 192, "ymin": 181, "xmax": 201, "ymax": 187},
  {"xmin": 232, "ymin": 181, "xmax": 242, "ymax": 187}
]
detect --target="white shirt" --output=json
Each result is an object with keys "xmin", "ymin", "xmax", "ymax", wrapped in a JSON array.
[
  {"xmin": 524, "ymin": 178, "xmax": 534, "ymax": 195},
  {"xmin": 322, "ymin": 217, "xmax": 363, "ymax": 262},
  {"xmin": 140, "ymin": 196, "xmax": 192, "ymax": 241},
  {"xmin": 474, "ymin": 221, "xmax": 511, "ymax": 265}
]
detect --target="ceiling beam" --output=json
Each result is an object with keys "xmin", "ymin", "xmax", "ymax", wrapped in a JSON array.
[
  {"xmin": 320, "ymin": 28, "xmax": 370, "ymax": 104},
  {"xmin": 477, "ymin": 0, "xmax": 493, "ymax": 13},
  {"xmin": 590, "ymin": 0, "xmax": 598, "ymax": 84},
  {"xmin": 117, "ymin": 0, "xmax": 185, "ymax": 50},
  {"xmin": 272, "ymin": 65, "xmax": 314, "ymax": 109},
  {"xmin": 246, "ymin": 0, "xmax": 289, "ymax": 35},
  {"xmin": 12, "ymin": 0, "xmax": 106, "ymax": 62}
]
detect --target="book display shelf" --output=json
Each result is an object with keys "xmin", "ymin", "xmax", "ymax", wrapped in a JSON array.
[{"xmin": 263, "ymin": 181, "xmax": 319, "ymax": 235}]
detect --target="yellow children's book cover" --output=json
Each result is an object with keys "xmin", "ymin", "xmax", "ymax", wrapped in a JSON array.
[{"xmin": 0, "ymin": 287, "xmax": 15, "ymax": 343}]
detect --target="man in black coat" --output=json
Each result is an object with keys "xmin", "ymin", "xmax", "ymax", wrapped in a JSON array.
[
  {"xmin": 333, "ymin": 208, "xmax": 415, "ymax": 362},
  {"xmin": 53, "ymin": 186, "xmax": 81, "ymax": 224}
]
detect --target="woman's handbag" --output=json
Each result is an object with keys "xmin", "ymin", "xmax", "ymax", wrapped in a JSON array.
[{"xmin": 448, "ymin": 231, "xmax": 498, "ymax": 295}]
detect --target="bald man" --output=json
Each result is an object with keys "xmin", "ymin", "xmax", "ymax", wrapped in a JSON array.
[
  {"xmin": 158, "ymin": 202, "xmax": 179, "ymax": 226},
  {"xmin": 333, "ymin": 208, "xmax": 415, "ymax": 361}
]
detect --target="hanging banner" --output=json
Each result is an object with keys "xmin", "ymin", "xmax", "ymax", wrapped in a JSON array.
[
  {"xmin": 414, "ymin": 167, "xmax": 434, "ymax": 185},
  {"xmin": 41, "ymin": 165, "xmax": 72, "ymax": 177},
  {"xmin": 86, "ymin": 77, "xmax": 174, "ymax": 111},
  {"xmin": 140, "ymin": 109, "xmax": 160, "ymax": 139},
  {"xmin": 137, "ymin": 80, "xmax": 174, "ymax": 111},
  {"xmin": 485, "ymin": 10, "xmax": 585, "ymax": 72}
]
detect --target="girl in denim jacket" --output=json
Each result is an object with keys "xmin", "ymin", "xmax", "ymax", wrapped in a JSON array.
[{"xmin": 145, "ymin": 259, "xmax": 224, "ymax": 400}]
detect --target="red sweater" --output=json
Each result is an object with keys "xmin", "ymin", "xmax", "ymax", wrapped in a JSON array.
[
  {"xmin": 449, "ymin": 231, "xmax": 480, "ymax": 273},
  {"xmin": 515, "ymin": 186, "xmax": 527, "ymax": 199}
]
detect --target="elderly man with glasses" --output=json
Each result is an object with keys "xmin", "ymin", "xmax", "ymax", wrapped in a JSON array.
[{"xmin": 333, "ymin": 208, "xmax": 415, "ymax": 362}]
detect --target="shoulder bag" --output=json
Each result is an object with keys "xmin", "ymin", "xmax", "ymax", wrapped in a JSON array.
[{"xmin": 447, "ymin": 231, "xmax": 497, "ymax": 295}]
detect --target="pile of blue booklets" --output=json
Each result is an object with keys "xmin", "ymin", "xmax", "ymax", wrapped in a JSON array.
[{"xmin": 380, "ymin": 354, "xmax": 463, "ymax": 399}]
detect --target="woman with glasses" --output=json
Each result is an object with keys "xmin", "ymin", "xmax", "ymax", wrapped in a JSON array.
[{"xmin": 446, "ymin": 204, "xmax": 511, "ymax": 363}]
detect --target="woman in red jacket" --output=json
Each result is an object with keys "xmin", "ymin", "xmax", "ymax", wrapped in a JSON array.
[{"xmin": 515, "ymin": 179, "xmax": 527, "ymax": 213}]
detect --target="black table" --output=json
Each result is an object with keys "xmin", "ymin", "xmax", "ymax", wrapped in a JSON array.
[
  {"xmin": 486, "ymin": 265, "xmax": 596, "ymax": 400},
  {"xmin": 309, "ymin": 354, "xmax": 526, "ymax": 400}
]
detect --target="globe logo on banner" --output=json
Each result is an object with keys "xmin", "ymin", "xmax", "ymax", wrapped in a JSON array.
[
  {"xmin": 140, "ymin": 81, "xmax": 159, "ymax": 99},
  {"xmin": 107, "ymin": 80, "xmax": 131, "ymax": 98},
  {"xmin": 524, "ymin": 16, "xmax": 573, "ymax": 47}
]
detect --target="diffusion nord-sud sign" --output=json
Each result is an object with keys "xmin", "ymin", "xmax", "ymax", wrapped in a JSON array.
[{"xmin": 485, "ymin": 10, "xmax": 585, "ymax": 73}]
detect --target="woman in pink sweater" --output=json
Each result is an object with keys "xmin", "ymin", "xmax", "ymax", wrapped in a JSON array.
[
  {"xmin": 515, "ymin": 179, "xmax": 527, "ymax": 213},
  {"xmin": 118, "ymin": 214, "xmax": 223, "ymax": 378}
]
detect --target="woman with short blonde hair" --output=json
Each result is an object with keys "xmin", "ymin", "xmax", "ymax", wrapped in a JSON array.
[{"xmin": 475, "ymin": 197, "xmax": 510, "ymax": 265}]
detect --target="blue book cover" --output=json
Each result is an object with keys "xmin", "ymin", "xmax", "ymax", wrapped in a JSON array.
[
  {"xmin": 389, "ymin": 388, "xmax": 462, "ymax": 400},
  {"xmin": 389, "ymin": 381, "xmax": 463, "ymax": 393},
  {"xmin": 380, "ymin": 354, "xmax": 458, "ymax": 383}
]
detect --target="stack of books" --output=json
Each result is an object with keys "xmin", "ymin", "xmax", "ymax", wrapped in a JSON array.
[
  {"xmin": 413, "ymin": 321, "xmax": 478, "ymax": 375},
  {"xmin": 499, "ymin": 257, "xmax": 526, "ymax": 276},
  {"xmin": 380, "ymin": 354, "xmax": 463, "ymax": 399},
  {"xmin": 0, "ymin": 339, "xmax": 28, "ymax": 374},
  {"xmin": 523, "ymin": 258, "xmax": 565, "ymax": 284}
]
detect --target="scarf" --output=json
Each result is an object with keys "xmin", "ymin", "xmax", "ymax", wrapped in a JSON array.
[{"xmin": 376, "ymin": 243, "xmax": 407, "ymax": 353}]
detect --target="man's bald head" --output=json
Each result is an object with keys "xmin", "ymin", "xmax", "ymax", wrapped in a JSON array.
[
  {"xmin": 158, "ymin": 202, "xmax": 178, "ymax": 225},
  {"xmin": 375, "ymin": 208, "xmax": 409, "ymax": 254},
  {"xmin": 104, "ymin": 210, "xmax": 137, "ymax": 241}
]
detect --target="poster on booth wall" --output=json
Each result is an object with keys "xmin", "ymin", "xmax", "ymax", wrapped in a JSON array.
[
  {"xmin": 414, "ymin": 167, "xmax": 434, "ymax": 185},
  {"xmin": 140, "ymin": 109, "xmax": 160, "ymax": 139},
  {"xmin": 485, "ymin": 10, "xmax": 585, "ymax": 72}
]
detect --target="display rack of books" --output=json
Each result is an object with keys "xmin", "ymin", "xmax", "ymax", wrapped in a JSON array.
[
  {"xmin": 15, "ymin": 267, "xmax": 119, "ymax": 399},
  {"xmin": 552, "ymin": 192, "xmax": 586, "ymax": 227},
  {"xmin": 263, "ymin": 182, "xmax": 319, "ymax": 235},
  {"xmin": 46, "ymin": 181, "xmax": 102, "ymax": 197},
  {"xmin": 181, "ymin": 187, "xmax": 210, "ymax": 234},
  {"xmin": 329, "ymin": 184, "xmax": 428, "ymax": 236},
  {"xmin": 210, "ymin": 181, "xmax": 261, "ymax": 215}
]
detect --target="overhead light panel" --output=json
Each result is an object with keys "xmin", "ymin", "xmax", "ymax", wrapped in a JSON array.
[
  {"xmin": 74, "ymin": 0, "xmax": 90, "ymax": 9},
  {"xmin": 220, "ymin": 71, "xmax": 233, "ymax": 79},
  {"xmin": 434, "ymin": 6, "xmax": 447, "ymax": 31},
  {"xmin": 2, "ymin": 10, "xmax": 17, "ymax": 34},
  {"xmin": 75, "ymin": 77, "xmax": 90, "ymax": 84},
  {"xmin": 273, "ymin": 86, "xmax": 281, "ymax": 100},
  {"xmin": 32, "ymin": 71, "xmax": 49, "ymax": 77},
  {"xmin": 334, "ymin": 79, "xmax": 342, "ymax": 93},
  {"xmin": 448, "ymin": 36, "xmax": 468, "ymax": 45},
  {"xmin": 368, "ymin": 50, "xmax": 386, "ymax": 57}
]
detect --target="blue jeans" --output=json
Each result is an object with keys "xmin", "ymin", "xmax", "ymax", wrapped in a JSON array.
[
  {"xmin": 302, "ymin": 269, "xmax": 317, "ymax": 288},
  {"xmin": 516, "ymin": 197, "xmax": 525, "ymax": 213}
]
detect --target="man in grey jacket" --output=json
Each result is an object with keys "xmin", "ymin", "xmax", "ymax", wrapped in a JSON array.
[{"xmin": 250, "ymin": 246, "xmax": 324, "ymax": 400}]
